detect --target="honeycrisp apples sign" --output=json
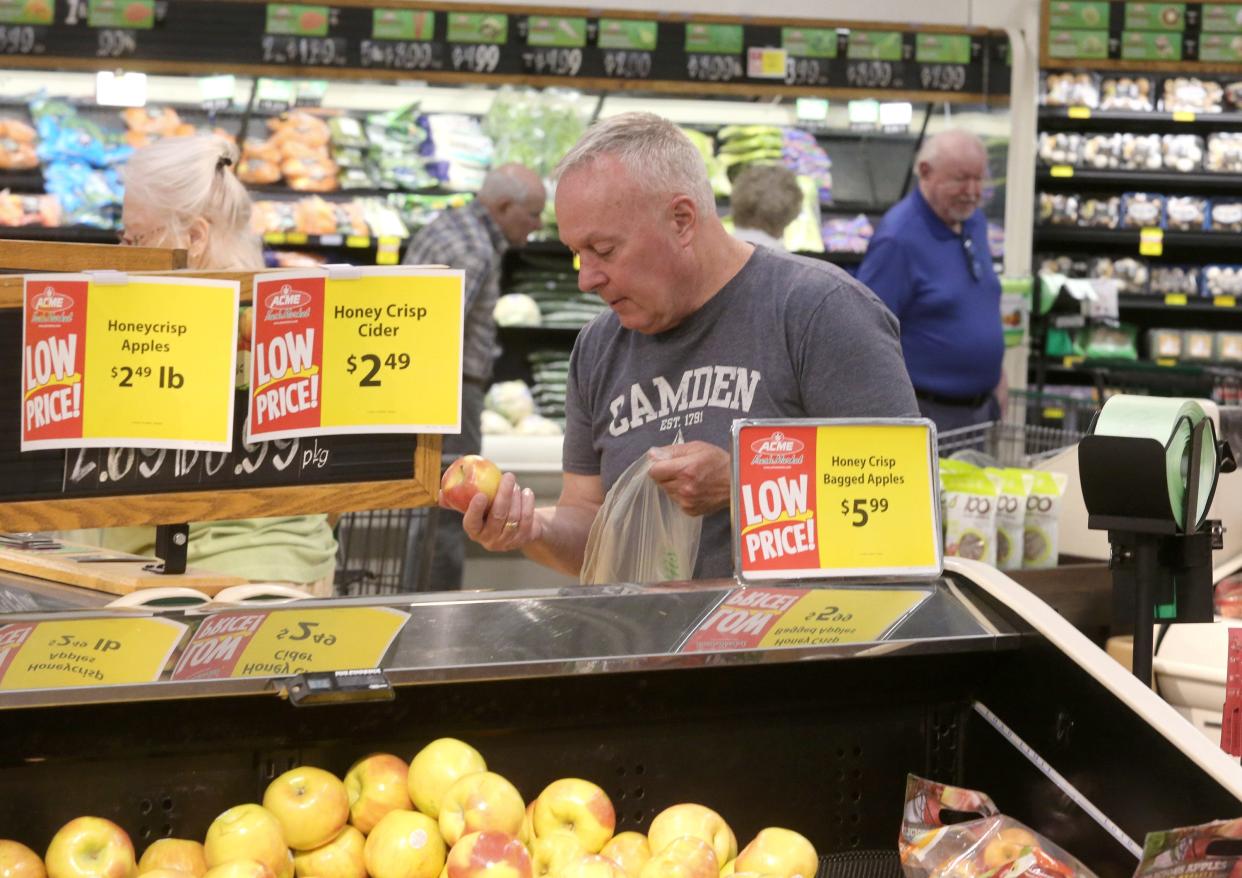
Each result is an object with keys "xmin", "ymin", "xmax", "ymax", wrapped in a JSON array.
[
  {"xmin": 246, "ymin": 267, "xmax": 464, "ymax": 443},
  {"xmin": 731, "ymin": 419, "xmax": 942, "ymax": 580}
]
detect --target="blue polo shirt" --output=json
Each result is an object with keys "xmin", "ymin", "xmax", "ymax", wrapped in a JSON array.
[{"xmin": 857, "ymin": 187, "xmax": 1003, "ymax": 399}]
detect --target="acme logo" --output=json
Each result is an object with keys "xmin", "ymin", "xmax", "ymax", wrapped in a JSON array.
[
  {"xmin": 32, "ymin": 288, "xmax": 74, "ymax": 314},
  {"xmin": 264, "ymin": 284, "xmax": 311, "ymax": 310},
  {"xmin": 750, "ymin": 431, "xmax": 804, "ymax": 455}
]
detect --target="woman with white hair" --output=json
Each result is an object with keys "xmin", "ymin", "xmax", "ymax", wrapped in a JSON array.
[{"xmin": 101, "ymin": 134, "xmax": 338, "ymax": 591}]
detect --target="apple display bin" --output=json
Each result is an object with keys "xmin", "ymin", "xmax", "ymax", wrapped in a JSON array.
[{"xmin": 1, "ymin": 562, "xmax": 1240, "ymax": 878}]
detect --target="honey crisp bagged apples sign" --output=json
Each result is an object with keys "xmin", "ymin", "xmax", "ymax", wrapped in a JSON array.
[{"xmin": 731, "ymin": 419, "xmax": 942, "ymax": 580}]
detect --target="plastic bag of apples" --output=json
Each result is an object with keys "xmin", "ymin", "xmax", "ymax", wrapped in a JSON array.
[{"xmin": 898, "ymin": 775, "xmax": 1094, "ymax": 878}]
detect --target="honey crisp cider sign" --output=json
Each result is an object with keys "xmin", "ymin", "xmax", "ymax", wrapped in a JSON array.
[
  {"xmin": 246, "ymin": 267, "xmax": 464, "ymax": 443},
  {"xmin": 732, "ymin": 419, "xmax": 942, "ymax": 581}
]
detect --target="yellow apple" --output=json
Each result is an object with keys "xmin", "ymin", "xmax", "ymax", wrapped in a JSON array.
[
  {"xmin": 263, "ymin": 766, "xmax": 350, "ymax": 851},
  {"xmin": 345, "ymin": 754, "xmax": 413, "ymax": 836},
  {"xmin": 719, "ymin": 862, "xmax": 734, "ymax": 878},
  {"xmin": 638, "ymin": 838, "xmax": 717, "ymax": 878},
  {"xmin": 599, "ymin": 834, "xmax": 649, "ymax": 878},
  {"xmin": 529, "ymin": 834, "xmax": 584, "ymax": 878},
  {"xmin": 439, "ymin": 772, "xmax": 525, "ymax": 847},
  {"xmin": 561, "ymin": 856, "xmax": 626, "ymax": 878},
  {"xmin": 139, "ymin": 871, "xmax": 193, "ymax": 878},
  {"xmin": 139, "ymin": 840, "xmax": 207, "ymax": 877},
  {"xmin": 518, "ymin": 803, "xmax": 537, "ymax": 848},
  {"xmin": 200, "ymin": 861, "xmax": 274, "ymax": 878},
  {"xmin": 204, "ymin": 804, "xmax": 288, "ymax": 878},
  {"xmin": 647, "ymin": 806, "xmax": 735, "ymax": 866},
  {"xmin": 0, "ymin": 841, "xmax": 46, "ymax": 878},
  {"xmin": 45, "ymin": 817, "xmax": 136, "ymax": 878},
  {"xmin": 532, "ymin": 781, "xmax": 615, "ymax": 853},
  {"xmin": 409, "ymin": 739, "xmax": 488, "ymax": 819},
  {"xmin": 364, "ymin": 810, "xmax": 446, "ymax": 878},
  {"xmin": 292, "ymin": 826, "xmax": 364, "ymax": 878},
  {"xmin": 733, "ymin": 831, "xmax": 816, "ymax": 878},
  {"xmin": 445, "ymin": 831, "xmax": 531, "ymax": 878}
]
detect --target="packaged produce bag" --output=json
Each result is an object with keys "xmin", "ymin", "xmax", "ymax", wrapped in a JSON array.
[
  {"xmin": 1134, "ymin": 818, "xmax": 1242, "ymax": 878},
  {"xmin": 940, "ymin": 460, "xmax": 999, "ymax": 566},
  {"xmin": 987, "ymin": 468, "xmax": 1035, "ymax": 571},
  {"xmin": 580, "ymin": 453, "xmax": 702, "ymax": 585},
  {"xmin": 899, "ymin": 775, "xmax": 1096, "ymax": 878},
  {"xmin": 1024, "ymin": 472, "xmax": 1068, "ymax": 570}
]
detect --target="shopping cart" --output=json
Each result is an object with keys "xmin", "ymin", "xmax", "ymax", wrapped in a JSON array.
[
  {"xmin": 936, "ymin": 389, "xmax": 1093, "ymax": 467},
  {"xmin": 333, "ymin": 506, "xmax": 439, "ymax": 595}
]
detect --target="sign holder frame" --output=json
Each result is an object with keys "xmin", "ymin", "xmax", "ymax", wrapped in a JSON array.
[{"xmin": 1, "ymin": 266, "xmax": 441, "ymax": 536}]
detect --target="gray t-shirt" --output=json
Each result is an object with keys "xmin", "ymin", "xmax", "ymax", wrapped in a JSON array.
[{"xmin": 563, "ymin": 245, "xmax": 918, "ymax": 580}]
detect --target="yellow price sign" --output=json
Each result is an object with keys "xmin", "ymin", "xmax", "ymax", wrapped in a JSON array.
[
  {"xmin": 1049, "ymin": 165, "xmax": 1075, "ymax": 178},
  {"xmin": 346, "ymin": 235, "xmax": 371, "ymax": 248},
  {"xmin": 733, "ymin": 420, "xmax": 941, "ymax": 580},
  {"xmin": 285, "ymin": 232, "xmax": 309, "ymax": 245},
  {"xmin": 1067, "ymin": 106, "xmax": 1091, "ymax": 119},
  {"xmin": 21, "ymin": 274, "xmax": 238, "ymax": 452},
  {"xmin": 0, "ymin": 617, "xmax": 187, "ymax": 690},
  {"xmin": 1172, "ymin": 110, "xmax": 1196, "ymax": 122},
  {"xmin": 1165, "ymin": 293, "xmax": 1188, "ymax": 306},
  {"xmin": 681, "ymin": 586, "xmax": 929, "ymax": 652},
  {"xmin": 169, "ymin": 607, "xmax": 409, "ymax": 680},
  {"xmin": 1216, "ymin": 295, "xmax": 1237, "ymax": 308},
  {"xmin": 1139, "ymin": 227, "xmax": 1164, "ymax": 257},
  {"xmin": 246, "ymin": 268, "xmax": 463, "ymax": 442}
]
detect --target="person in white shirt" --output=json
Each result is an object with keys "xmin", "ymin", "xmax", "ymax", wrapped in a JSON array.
[{"xmin": 729, "ymin": 163, "xmax": 802, "ymax": 251}]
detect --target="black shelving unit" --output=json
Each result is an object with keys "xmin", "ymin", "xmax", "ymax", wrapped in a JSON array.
[
  {"xmin": 1036, "ymin": 166, "xmax": 1242, "ymax": 194},
  {"xmin": 1033, "ymin": 226, "xmax": 1242, "ymax": 252},
  {"xmin": 1038, "ymin": 106, "xmax": 1242, "ymax": 134}
]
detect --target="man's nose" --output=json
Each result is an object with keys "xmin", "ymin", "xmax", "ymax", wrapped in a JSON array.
[{"xmin": 578, "ymin": 264, "xmax": 604, "ymax": 293}]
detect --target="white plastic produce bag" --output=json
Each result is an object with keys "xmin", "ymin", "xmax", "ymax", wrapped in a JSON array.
[{"xmin": 580, "ymin": 454, "xmax": 702, "ymax": 585}]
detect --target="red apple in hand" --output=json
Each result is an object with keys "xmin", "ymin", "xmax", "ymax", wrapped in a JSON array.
[
  {"xmin": 0, "ymin": 840, "xmax": 46, "ymax": 878},
  {"xmin": 440, "ymin": 456, "xmax": 503, "ymax": 514},
  {"xmin": 45, "ymin": 817, "xmax": 136, "ymax": 878}
]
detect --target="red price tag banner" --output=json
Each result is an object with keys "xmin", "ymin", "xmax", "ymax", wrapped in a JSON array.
[
  {"xmin": 248, "ymin": 274, "xmax": 326, "ymax": 441},
  {"xmin": 21, "ymin": 277, "xmax": 88, "ymax": 448},
  {"xmin": 0, "ymin": 622, "xmax": 38, "ymax": 679}
]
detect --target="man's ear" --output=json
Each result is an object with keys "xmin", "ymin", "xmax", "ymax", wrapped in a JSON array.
[
  {"xmin": 917, "ymin": 160, "xmax": 932, "ymax": 180},
  {"xmin": 670, "ymin": 194, "xmax": 697, "ymax": 243},
  {"xmin": 186, "ymin": 216, "xmax": 210, "ymax": 263}
]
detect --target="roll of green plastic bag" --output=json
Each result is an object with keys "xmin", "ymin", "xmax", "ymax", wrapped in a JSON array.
[
  {"xmin": 940, "ymin": 462, "xmax": 999, "ymax": 566},
  {"xmin": 986, "ymin": 468, "xmax": 1034, "ymax": 571},
  {"xmin": 1023, "ymin": 471, "xmax": 1068, "ymax": 569}
]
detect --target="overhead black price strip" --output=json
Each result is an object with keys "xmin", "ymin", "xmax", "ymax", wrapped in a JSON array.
[{"xmin": 0, "ymin": 1, "xmax": 1005, "ymax": 102}]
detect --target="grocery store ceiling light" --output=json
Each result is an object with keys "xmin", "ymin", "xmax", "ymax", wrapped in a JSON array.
[
  {"xmin": 96, "ymin": 71, "xmax": 147, "ymax": 108},
  {"xmin": 879, "ymin": 101, "xmax": 913, "ymax": 129}
]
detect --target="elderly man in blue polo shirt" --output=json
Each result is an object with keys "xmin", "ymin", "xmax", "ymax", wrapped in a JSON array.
[{"xmin": 858, "ymin": 129, "xmax": 1005, "ymax": 433}]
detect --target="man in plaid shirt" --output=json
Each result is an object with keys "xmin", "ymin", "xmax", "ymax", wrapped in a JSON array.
[{"xmin": 403, "ymin": 163, "xmax": 546, "ymax": 588}]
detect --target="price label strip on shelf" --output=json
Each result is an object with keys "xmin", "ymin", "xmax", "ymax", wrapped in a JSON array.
[
  {"xmin": 20, "ymin": 274, "xmax": 239, "ymax": 453},
  {"xmin": 1139, "ymin": 227, "xmax": 1164, "ymax": 257},
  {"xmin": 0, "ymin": 617, "xmax": 188, "ymax": 690},
  {"xmin": 245, "ymin": 267, "xmax": 463, "ymax": 443},
  {"xmin": 731, "ymin": 419, "xmax": 942, "ymax": 581},
  {"xmin": 973, "ymin": 702, "xmax": 1143, "ymax": 859},
  {"xmin": 168, "ymin": 607, "xmax": 409, "ymax": 681},
  {"xmin": 680, "ymin": 586, "xmax": 930, "ymax": 653}
]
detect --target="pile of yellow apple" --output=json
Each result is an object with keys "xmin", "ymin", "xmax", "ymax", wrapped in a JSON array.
[{"xmin": 0, "ymin": 738, "xmax": 819, "ymax": 878}]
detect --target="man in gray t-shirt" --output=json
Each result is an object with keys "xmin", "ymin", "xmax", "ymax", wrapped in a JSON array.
[{"xmin": 447, "ymin": 112, "xmax": 917, "ymax": 581}]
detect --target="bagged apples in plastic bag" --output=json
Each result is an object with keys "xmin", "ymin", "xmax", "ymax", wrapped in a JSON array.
[
  {"xmin": 579, "ymin": 452, "xmax": 702, "ymax": 585},
  {"xmin": 899, "ymin": 775, "xmax": 1095, "ymax": 878},
  {"xmin": 1133, "ymin": 818, "xmax": 1242, "ymax": 878}
]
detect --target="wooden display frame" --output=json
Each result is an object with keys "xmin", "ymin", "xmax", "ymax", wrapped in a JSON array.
[{"xmin": 0, "ymin": 260, "xmax": 441, "ymax": 532}]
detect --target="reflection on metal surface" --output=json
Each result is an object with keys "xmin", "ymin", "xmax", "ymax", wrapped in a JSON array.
[{"xmin": 0, "ymin": 576, "xmax": 1019, "ymax": 711}]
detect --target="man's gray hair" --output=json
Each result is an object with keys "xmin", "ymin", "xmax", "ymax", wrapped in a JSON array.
[
  {"xmin": 478, "ymin": 163, "xmax": 538, "ymax": 205},
  {"xmin": 554, "ymin": 112, "xmax": 714, "ymax": 214},
  {"xmin": 915, "ymin": 128, "xmax": 987, "ymax": 174}
]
